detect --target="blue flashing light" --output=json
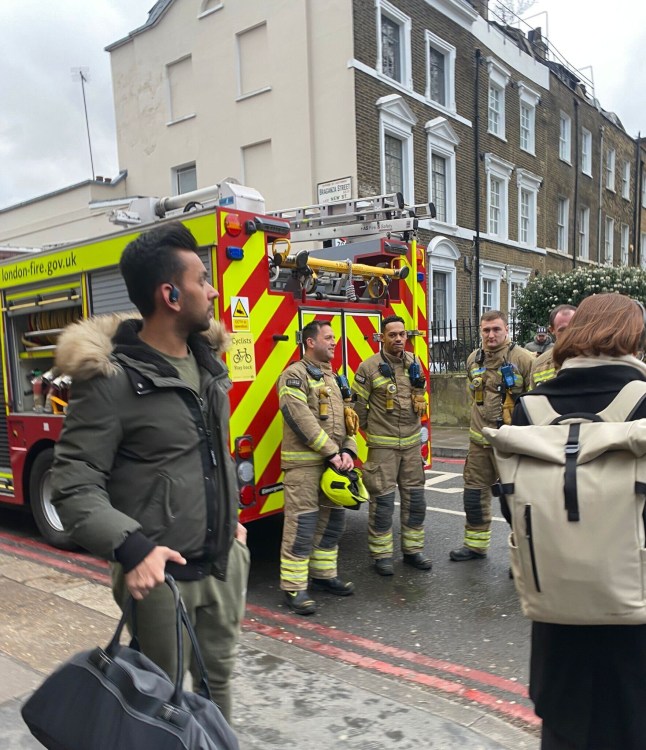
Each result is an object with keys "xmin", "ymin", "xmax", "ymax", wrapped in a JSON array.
[
  {"xmin": 417, "ymin": 272, "xmax": 425, "ymax": 282},
  {"xmin": 226, "ymin": 246, "xmax": 244, "ymax": 261}
]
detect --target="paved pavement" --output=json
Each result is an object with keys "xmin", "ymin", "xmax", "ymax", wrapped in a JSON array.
[
  {"xmin": 1, "ymin": 543, "xmax": 538, "ymax": 750},
  {"xmin": 431, "ymin": 424, "xmax": 469, "ymax": 459}
]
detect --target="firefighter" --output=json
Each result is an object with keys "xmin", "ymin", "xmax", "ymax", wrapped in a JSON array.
[
  {"xmin": 352, "ymin": 315, "xmax": 432, "ymax": 576},
  {"xmin": 450, "ymin": 310, "xmax": 534, "ymax": 562},
  {"xmin": 530, "ymin": 304, "xmax": 576, "ymax": 389},
  {"xmin": 277, "ymin": 319, "xmax": 358, "ymax": 615}
]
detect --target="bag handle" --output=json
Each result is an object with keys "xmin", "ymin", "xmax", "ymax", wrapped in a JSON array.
[{"xmin": 106, "ymin": 574, "xmax": 212, "ymax": 706}]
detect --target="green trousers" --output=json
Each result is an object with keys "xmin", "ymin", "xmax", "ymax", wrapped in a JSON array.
[{"xmin": 112, "ymin": 539, "xmax": 250, "ymax": 722}]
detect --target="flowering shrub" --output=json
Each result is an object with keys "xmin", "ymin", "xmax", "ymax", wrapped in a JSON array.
[{"xmin": 515, "ymin": 266, "xmax": 646, "ymax": 342}]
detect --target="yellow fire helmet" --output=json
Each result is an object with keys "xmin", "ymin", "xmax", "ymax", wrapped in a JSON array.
[{"xmin": 320, "ymin": 465, "xmax": 369, "ymax": 509}]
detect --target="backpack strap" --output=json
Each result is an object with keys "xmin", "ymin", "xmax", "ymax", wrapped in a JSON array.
[
  {"xmin": 597, "ymin": 380, "xmax": 646, "ymax": 422},
  {"xmin": 519, "ymin": 394, "xmax": 560, "ymax": 426}
]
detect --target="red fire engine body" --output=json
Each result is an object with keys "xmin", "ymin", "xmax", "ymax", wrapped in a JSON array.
[{"xmin": 0, "ymin": 184, "xmax": 431, "ymax": 548}]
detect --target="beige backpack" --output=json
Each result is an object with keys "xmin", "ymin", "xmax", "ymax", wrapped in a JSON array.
[{"xmin": 483, "ymin": 380, "xmax": 646, "ymax": 625}]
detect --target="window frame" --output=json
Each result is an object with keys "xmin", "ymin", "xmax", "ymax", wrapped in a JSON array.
[
  {"xmin": 578, "ymin": 205, "xmax": 590, "ymax": 260},
  {"xmin": 485, "ymin": 153, "xmax": 514, "ymax": 240},
  {"xmin": 559, "ymin": 112, "xmax": 571, "ymax": 164},
  {"xmin": 557, "ymin": 196, "xmax": 569, "ymax": 253},
  {"xmin": 604, "ymin": 216, "xmax": 615, "ymax": 265},
  {"xmin": 605, "ymin": 148, "xmax": 616, "ymax": 192},
  {"xmin": 377, "ymin": 95, "xmax": 416, "ymax": 202},
  {"xmin": 622, "ymin": 161, "xmax": 631, "ymax": 200},
  {"xmin": 424, "ymin": 31, "xmax": 456, "ymax": 113},
  {"xmin": 620, "ymin": 223, "xmax": 630, "ymax": 266},
  {"xmin": 479, "ymin": 261, "xmax": 503, "ymax": 316},
  {"xmin": 172, "ymin": 162, "xmax": 197, "ymax": 196},
  {"xmin": 516, "ymin": 169, "xmax": 541, "ymax": 248},
  {"xmin": 486, "ymin": 58, "xmax": 510, "ymax": 140},
  {"xmin": 426, "ymin": 117, "xmax": 459, "ymax": 227},
  {"xmin": 581, "ymin": 127, "xmax": 592, "ymax": 177},
  {"xmin": 518, "ymin": 82, "xmax": 539, "ymax": 156},
  {"xmin": 507, "ymin": 268, "xmax": 531, "ymax": 318},
  {"xmin": 427, "ymin": 237, "xmax": 459, "ymax": 339},
  {"xmin": 376, "ymin": 0, "xmax": 412, "ymax": 89}
]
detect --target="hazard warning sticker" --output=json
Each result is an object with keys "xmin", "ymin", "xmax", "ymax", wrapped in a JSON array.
[{"xmin": 231, "ymin": 296, "xmax": 250, "ymax": 331}]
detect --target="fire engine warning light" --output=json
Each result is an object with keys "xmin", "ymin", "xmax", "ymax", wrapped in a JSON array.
[{"xmin": 226, "ymin": 246, "xmax": 244, "ymax": 261}]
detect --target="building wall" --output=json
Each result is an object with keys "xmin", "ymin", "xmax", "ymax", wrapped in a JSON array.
[
  {"xmin": 109, "ymin": 0, "xmax": 357, "ymax": 210},
  {"xmin": 0, "ymin": 180, "xmax": 129, "ymax": 248}
]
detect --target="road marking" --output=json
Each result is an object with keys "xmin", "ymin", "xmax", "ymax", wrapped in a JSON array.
[
  {"xmin": 424, "ymin": 470, "xmax": 462, "ymax": 493},
  {"xmin": 425, "ymin": 506, "xmax": 507, "ymax": 523}
]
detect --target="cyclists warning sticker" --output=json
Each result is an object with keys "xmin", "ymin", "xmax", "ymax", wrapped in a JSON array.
[
  {"xmin": 229, "ymin": 332, "xmax": 256, "ymax": 381},
  {"xmin": 231, "ymin": 296, "xmax": 250, "ymax": 331}
]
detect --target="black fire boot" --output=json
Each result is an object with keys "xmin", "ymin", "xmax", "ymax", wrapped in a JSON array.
[
  {"xmin": 310, "ymin": 577, "xmax": 355, "ymax": 596},
  {"xmin": 449, "ymin": 546, "xmax": 487, "ymax": 562},
  {"xmin": 374, "ymin": 558, "xmax": 394, "ymax": 576},
  {"xmin": 284, "ymin": 590, "xmax": 317, "ymax": 615},
  {"xmin": 403, "ymin": 552, "xmax": 433, "ymax": 570}
]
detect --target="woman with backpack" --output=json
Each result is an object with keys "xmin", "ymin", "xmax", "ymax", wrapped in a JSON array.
[{"xmin": 508, "ymin": 293, "xmax": 646, "ymax": 750}]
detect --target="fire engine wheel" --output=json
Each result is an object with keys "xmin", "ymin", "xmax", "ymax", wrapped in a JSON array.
[{"xmin": 29, "ymin": 448, "xmax": 76, "ymax": 550}]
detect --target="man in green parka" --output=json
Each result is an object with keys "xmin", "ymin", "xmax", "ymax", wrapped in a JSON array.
[{"xmin": 51, "ymin": 222, "xmax": 249, "ymax": 722}]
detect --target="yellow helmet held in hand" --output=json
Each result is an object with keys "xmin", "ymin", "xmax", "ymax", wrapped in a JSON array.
[{"xmin": 320, "ymin": 466, "xmax": 369, "ymax": 509}]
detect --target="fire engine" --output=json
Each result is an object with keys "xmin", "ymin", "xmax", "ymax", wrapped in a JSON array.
[{"xmin": 0, "ymin": 181, "xmax": 431, "ymax": 549}]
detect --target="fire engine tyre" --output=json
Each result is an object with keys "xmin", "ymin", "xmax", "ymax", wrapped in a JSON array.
[{"xmin": 29, "ymin": 448, "xmax": 76, "ymax": 550}]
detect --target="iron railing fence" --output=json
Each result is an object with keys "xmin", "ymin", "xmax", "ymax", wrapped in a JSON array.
[{"xmin": 429, "ymin": 317, "xmax": 520, "ymax": 372}]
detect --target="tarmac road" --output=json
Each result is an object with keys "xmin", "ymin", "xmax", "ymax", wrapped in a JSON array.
[{"xmin": 0, "ymin": 458, "xmax": 539, "ymax": 749}]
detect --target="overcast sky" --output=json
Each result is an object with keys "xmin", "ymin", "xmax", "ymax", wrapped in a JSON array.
[{"xmin": 1, "ymin": 0, "xmax": 645, "ymax": 211}]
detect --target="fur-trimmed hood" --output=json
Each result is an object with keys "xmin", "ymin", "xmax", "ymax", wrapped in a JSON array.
[{"xmin": 55, "ymin": 313, "xmax": 231, "ymax": 381}]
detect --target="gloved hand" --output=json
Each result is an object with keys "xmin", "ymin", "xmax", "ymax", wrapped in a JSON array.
[
  {"xmin": 411, "ymin": 394, "xmax": 427, "ymax": 416},
  {"xmin": 344, "ymin": 406, "xmax": 360, "ymax": 436},
  {"xmin": 502, "ymin": 390, "xmax": 515, "ymax": 425}
]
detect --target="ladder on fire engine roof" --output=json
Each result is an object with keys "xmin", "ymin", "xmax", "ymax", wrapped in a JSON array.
[{"xmin": 269, "ymin": 192, "xmax": 432, "ymax": 243}]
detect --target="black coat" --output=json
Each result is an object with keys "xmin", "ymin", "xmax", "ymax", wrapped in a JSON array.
[{"xmin": 511, "ymin": 363, "xmax": 646, "ymax": 749}]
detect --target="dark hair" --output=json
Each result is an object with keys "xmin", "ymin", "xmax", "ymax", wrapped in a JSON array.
[
  {"xmin": 301, "ymin": 319, "xmax": 332, "ymax": 347},
  {"xmin": 549, "ymin": 304, "xmax": 577, "ymax": 328},
  {"xmin": 480, "ymin": 310, "xmax": 507, "ymax": 325},
  {"xmin": 119, "ymin": 222, "xmax": 198, "ymax": 317},
  {"xmin": 381, "ymin": 315, "xmax": 405, "ymax": 332},
  {"xmin": 553, "ymin": 294, "xmax": 644, "ymax": 367}
]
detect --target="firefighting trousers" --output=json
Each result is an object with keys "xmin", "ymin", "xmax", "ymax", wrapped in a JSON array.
[
  {"xmin": 461, "ymin": 441, "xmax": 498, "ymax": 553},
  {"xmin": 361, "ymin": 445, "xmax": 426, "ymax": 559},
  {"xmin": 111, "ymin": 539, "xmax": 250, "ymax": 722},
  {"xmin": 280, "ymin": 465, "xmax": 347, "ymax": 591}
]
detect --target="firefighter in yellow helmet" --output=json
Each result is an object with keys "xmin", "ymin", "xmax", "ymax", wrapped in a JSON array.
[
  {"xmin": 449, "ymin": 310, "xmax": 533, "ymax": 562},
  {"xmin": 277, "ymin": 320, "xmax": 358, "ymax": 615},
  {"xmin": 352, "ymin": 315, "xmax": 432, "ymax": 576}
]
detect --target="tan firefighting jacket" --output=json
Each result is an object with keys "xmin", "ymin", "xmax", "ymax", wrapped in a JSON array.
[
  {"xmin": 529, "ymin": 348, "xmax": 557, "ymax": 390},
  {"xmin": 278, "ymin": 356, "xmax": 356, "ymax": 468},
  {"xmin": 351, "ymin": 350, "xmax": 424, "ymax": 449},
  {"xmin": 467, "ymin": 341, "xmax": 533, "ymax": 445}
]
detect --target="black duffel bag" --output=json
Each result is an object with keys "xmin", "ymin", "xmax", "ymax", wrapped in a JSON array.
[{"xmin": 22, "ymin": 574, "xmax": 239, "ymax": 750}]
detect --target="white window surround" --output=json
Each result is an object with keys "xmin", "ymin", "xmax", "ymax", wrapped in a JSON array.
[
  {"xmin": 581, "ymin": 128, "xmax": 592, "ymax": 177},
  {"xmin": 235, "ymin": 22, "xmax": 272, "ymax": 101},
  {"xmin": 377, "ymin": 94, "xmax": 416, "ymax": 202},
  {"xmin": 557, "ymin": 197, "xmax": 569, "ymax": 253},
  {"xmin": 165, "ymin": 55, "xmax": 195, "ymax": 125},
  {"xmin": 507, "ymin": 267, "xmax": 531, "ymax": 313},
  {"xmin": 642, "ymin": 171, "xmax": 646, "ymax": 208},
  {"xmin": 621, "ymin": 223, "xmax": 629, "ymax": 266},
  {"xmin": 427, "ymin": 236, "xmax": 459, "ymax": 335},
  {"xmin": 486, "ymin": 57, "xmax": 510, "ymax": 140},
  {"xmin": 376, "ymin": 0, "xmax": 412, "ymax": 90},
  {"xmin": 606, "ymin": 148, "xmax": 616, "ymax": 192},
  {"xmin": 424, "ymin": 30, "xmax": 456, "ymax": 112},
  {"xmin": 172, "ymin": 162, "xmax": 197, "ymax": 195},
  {"xmin": 559, "ymin": 112, "xmax": 572, "ymax": 164},
  {"xmin": 516, "ymin": 169, "xmax": 541, "ymax": 248},
  {"xmin": 518, "ymin": 82, "xmax": 539, "ymax": 156},
  {"xmin": 605, "ymin": 216, "xmax": 615, "ymax": 265},
  {"xmin": 578, "ymin": 206, "xmax": 590, "ymax": 260},
  {"xmin": 426, "ymin": 117, "xmax": 459, "ymax": 227},
  {"xmin": 641, "ymin": 233, "xmax": 646, "ymax": 269},
  {"xmin": 622, "ymin": 161, "xmax": 631, "ymax": 200},
  {"xmin": 198, "ymin": 0, "xmax": 224, "ymax": 19},
  {"xmin": 480, "ymin": 261, "xmax": 503, "ymax": 314},
  {"xmin": 485, "ymin": 153, "xmax": 514, "ymax": 240}
]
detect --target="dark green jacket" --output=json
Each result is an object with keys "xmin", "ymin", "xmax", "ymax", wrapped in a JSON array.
[{"xmin": 51, "ymin": 315, "xmax": 238, "ymax": 581}]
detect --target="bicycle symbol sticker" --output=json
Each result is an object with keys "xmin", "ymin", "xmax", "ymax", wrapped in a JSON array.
[{"xmin": 229, "ymin": 332, "xmax": 256, "ymax": 381}]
